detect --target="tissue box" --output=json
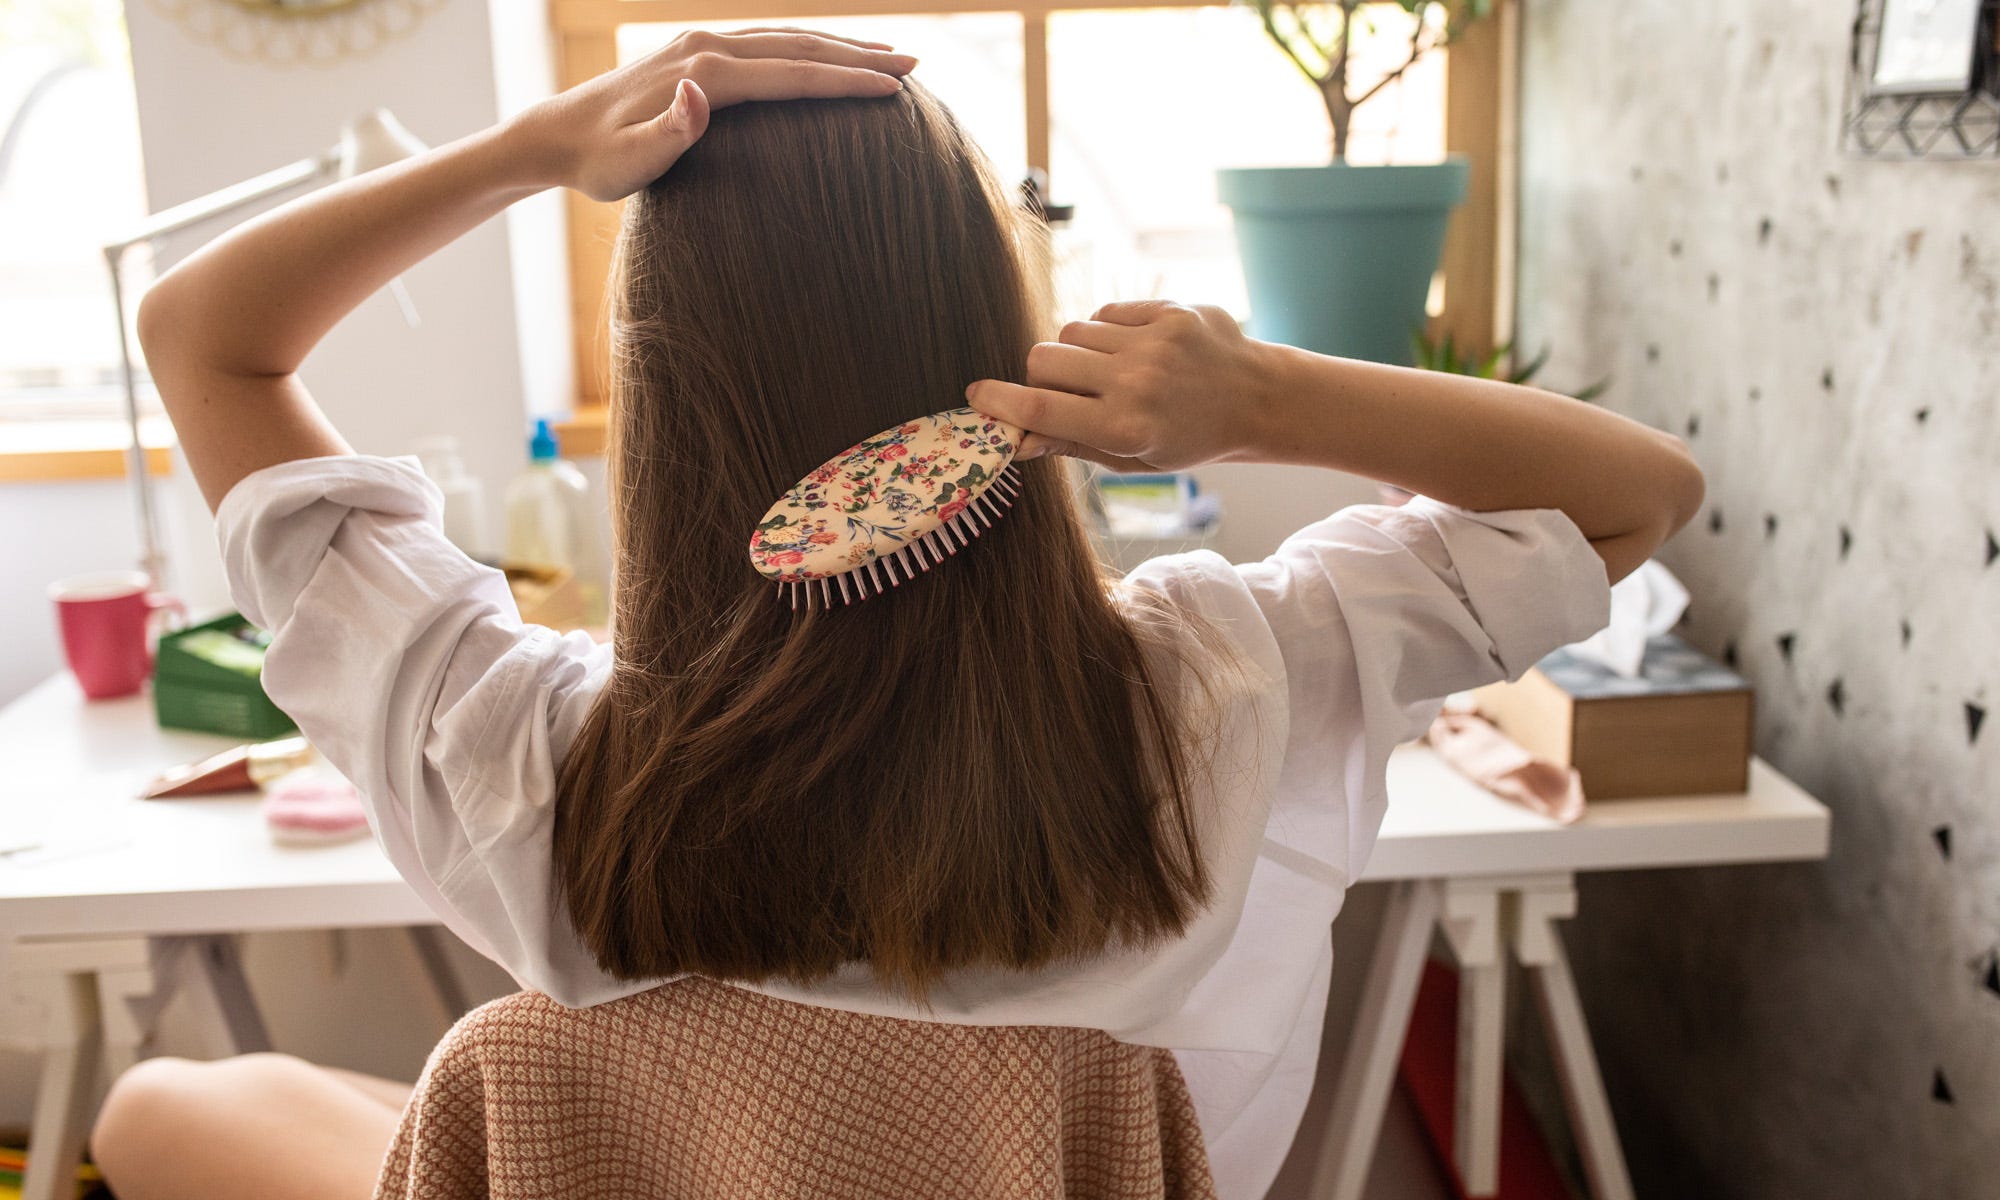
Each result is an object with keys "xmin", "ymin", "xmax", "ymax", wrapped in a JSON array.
[
  {"xmin": 154, "ymin": 613, "xmax": 297, "ymax": 740},
  {"xmin": 1469, "ymin": 634, "xmax": 1753, "ymax": 799}
]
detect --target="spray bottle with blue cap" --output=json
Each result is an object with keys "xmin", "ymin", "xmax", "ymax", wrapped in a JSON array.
[{"xmin": 504, "ymin": 418, "xmax": 605, "ymax": 625}]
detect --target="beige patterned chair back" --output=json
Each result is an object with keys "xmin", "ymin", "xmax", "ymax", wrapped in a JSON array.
[{"xmin": 374, "ymin": 977, "xmax": 1218, "ymax": 1200}]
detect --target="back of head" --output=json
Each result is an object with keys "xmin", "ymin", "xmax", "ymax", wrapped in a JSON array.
[{"xmin": 555, "ymin": 83, "xmax": 1212, "ymax": 998}]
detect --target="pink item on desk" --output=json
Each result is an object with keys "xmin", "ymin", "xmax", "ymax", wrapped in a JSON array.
[
  {"xmin": 1423, "ymin": 703, "xmax": 1585, "ymax": 824},
  {"xmin": 48, "ymin": 571, "xmax": 185, "ymax": 700},
  {"xmin": 263, "ymin": 774, "xmax": 371, "ymax": 846}
]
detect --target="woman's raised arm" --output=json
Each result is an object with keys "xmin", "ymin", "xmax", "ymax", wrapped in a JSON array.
[
  {"xmin": 967, "ymin": 300, "xmax": 1704, "ymax": 584},
  {"xmin": 139, "ymin": 29, "xmax": 915, "ymax": 511}
]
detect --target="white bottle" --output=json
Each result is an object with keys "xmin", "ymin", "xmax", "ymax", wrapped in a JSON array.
[
  {"xmin": 412, "ymin": 436, "xmax": 489, "ymax": 559},
  {"xmin": 504, "ymin": 419, "xmax": 605, "ymax": 625}
]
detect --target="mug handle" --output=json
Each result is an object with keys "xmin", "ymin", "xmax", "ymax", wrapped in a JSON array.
[
  {"xmin": 146, "ymin": 591, "xmax": 188, "ymax": 629},
  {"xmin": 144, "ymin": 592, "xmax": 189, "ymax": 670}
]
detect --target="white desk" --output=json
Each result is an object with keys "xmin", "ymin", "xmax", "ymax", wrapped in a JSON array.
[
  {"xmin": 3, "ymin": 684, "xmax": 426, "ymax": 939},
  {"xmin": 0, "ymin": 675, "xmax": 1830, "ymax": 1200},
  {"xmin": 0, "ymin": 676, "xmax": 457, "ymax": 1200},
  {"xmin": 1318, "ymin": 745, "xmax": 1830, "ymax": 1200}
]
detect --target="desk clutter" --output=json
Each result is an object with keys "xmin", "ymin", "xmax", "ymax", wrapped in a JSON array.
[
  {"xmin": 1421, "ymin": 557, "xmax": 1754, "ymax": 819},
  {"xmin": 153, "ymin": 613, "xmax": 293, "ymax": 739},
  {"xmin": 0, "ymin": 1137, "xmax": 102, "ymax": 1200},
  {"xmin": 1429, "ymin": 632, "xmax": 1755, "ymax": 822},
  {"xmin": 142, "ymin": 736, "xmax": 369, "ymax": 847},
  {"xmin": 1472, "ymin": 633, "xmax": 1754, "ymax": 799}
]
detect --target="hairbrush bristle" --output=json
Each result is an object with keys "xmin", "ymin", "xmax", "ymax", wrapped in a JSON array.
[{"xmin": 779, "ymin": 463, "xmax": 1021, "ymax": 610}]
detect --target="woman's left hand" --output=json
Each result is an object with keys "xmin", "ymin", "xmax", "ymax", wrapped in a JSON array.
[{"xmin": 508, "ymin": 28, "xmax": 916, "ymax": 203}]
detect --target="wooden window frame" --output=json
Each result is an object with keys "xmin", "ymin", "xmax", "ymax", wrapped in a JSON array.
[{"xmin": 549, "ymin": 0, "xmax": 1514, "ymax": 446}]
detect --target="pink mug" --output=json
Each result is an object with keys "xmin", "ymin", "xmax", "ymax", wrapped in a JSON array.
[{"xmin": 49, "ymin": 571, "xmax": 187, "ymax": 700}]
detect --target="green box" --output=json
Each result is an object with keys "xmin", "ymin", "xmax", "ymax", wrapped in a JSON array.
[{"xmin": 153, "ymin": 613, "xmax": 297, "ymax": 740}]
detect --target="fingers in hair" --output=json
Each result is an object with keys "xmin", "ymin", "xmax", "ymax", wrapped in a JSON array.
[
  {"xmin": 729, "ymin": 26, "xmax": 897, "ymax": 52},
  {"xmin": 713, "ymin": 31, "xmax": 916, "ymax": 74},
  {"xmin": 695, "ymin": 56, "xmax": 905, "ymax": 106}
]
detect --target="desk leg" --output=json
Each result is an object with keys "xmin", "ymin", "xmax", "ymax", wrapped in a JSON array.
[
  {"xmin": 1440, "ymin": 881, "xmax": 1506, "ymax": 1196},
  {"xmin": 21, "ymin": 972, "xmax": 100, "ymax": 1200},
  {"xmin": 1311, "ymin": 878, "xmax": 1441, "ymax": 1200},
  {"xmin": 404, "ymin": 926, "xmax": 472, "ymax": 1023},
  {"xmin": 3, "ymin": 937, "xmax": 152, "ymax": 1200},
  {"xmin": 197, "ymin": 935, "xmax": 272, "ymax": 1053},
  {"xmin": 96, "ymin": 961, "xmax": 160, "ymax": 1081},
  {"xmin": 138, "ymin": 936, "xmax": 274, "ymax": 1058},
  {"xmin": 1514, "ymin": 882, "xmax": 1635, "ymax": 1200}
]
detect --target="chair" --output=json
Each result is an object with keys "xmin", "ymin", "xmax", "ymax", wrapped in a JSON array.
[{"xmin": 374, "ymin": 976, "xmax": 1217, "ymax": 1200}]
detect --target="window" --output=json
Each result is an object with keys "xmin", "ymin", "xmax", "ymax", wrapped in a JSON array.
[
  {"xmin": 1044, "ymin": 7, "xmax": 1443, "ymax": 312},
  {"xmin": 550, "ymin": 1, "xmax": 1503, "ymax": 413},
  {"xmin": 0, "ymin": 0, "xmax": 154, "ymax": 431}
]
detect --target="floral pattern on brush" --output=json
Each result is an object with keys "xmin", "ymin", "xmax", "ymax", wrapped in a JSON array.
[{"xmin": 749, "ymin": 407, "xmax": 1020, "ymax": 583}]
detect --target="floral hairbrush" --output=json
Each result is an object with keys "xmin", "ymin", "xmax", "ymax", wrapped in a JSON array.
[{"xmin": 749, "ymin": 407, "xmax": 1024, "ymax": 609}]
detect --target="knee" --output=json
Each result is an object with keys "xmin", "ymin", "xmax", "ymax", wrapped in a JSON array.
[
  {"xmin": 93, "ymin": 1054, "xmax": 308, "ymax": 1186},
  {"xmin": 93, "ymin": 1056, "xmax": 195, "ymax": 1185}
]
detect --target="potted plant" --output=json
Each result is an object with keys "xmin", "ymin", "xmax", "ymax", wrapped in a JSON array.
[{"xmin": 1219, "ymin": 1, "xmax": 1491, "ymax": 364}]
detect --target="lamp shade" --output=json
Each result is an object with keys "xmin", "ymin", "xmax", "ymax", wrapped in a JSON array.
[{"xmin": 337, "ymin": 109, "xmax": 427, "ymax": 178}]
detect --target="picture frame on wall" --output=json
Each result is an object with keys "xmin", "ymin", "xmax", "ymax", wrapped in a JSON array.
[
  {"xmin": 1870, "ymin": 0, "xmax": 1984, "ymax": 94},
  {"xmin": 1845, "ymin": 0, "xmax": 2000, "ymax": 157}
]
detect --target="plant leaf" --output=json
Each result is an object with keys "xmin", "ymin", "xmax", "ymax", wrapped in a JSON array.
[
  {"xmin": 1570, "ymin": 378, "xmax": 1612, "ymax": 403},
  {"xmin": 1508, "ymin": 344, "xmax": 1551, "ymax": 384}
]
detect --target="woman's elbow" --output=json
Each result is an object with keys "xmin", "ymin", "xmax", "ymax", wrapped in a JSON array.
[
  {"xmin": 1657, "ymin": 432, "xmax": 1706, "ymax": 537},
  {"xmin": 133, "ymin": 279, "xmax": 189, "ymax": 378},
  {"xmin": 1596, "ymin": 434, "xmax": 1704, "ymax": 583}
]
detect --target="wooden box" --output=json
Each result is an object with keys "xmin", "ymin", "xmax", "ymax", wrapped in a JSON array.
[
  {"xmin": 502, "ymin": 562, "xmax": 586, "ymax": 631},
  {"xmin": 1469, "ymin": 634, "xmax": 1754, "ymax": 799}
]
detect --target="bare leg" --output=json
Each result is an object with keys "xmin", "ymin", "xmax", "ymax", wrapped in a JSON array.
[
  {"xmin": 91, "ymin": 1054, "xmax": 410, "ymax": 1200},
  {"xmin": 324, "ymin": 1064, "xmax": 419, "ymax": 1112}
]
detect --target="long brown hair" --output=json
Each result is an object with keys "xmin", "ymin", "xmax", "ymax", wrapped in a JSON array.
[{"xmin": 553, "ymin": 83, "xmax": 1216, "ymax": 999}]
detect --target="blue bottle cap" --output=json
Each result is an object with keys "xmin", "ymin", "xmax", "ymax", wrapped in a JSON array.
[{"xmin": 529, "ymin": 418, "xmax": 559, "ymax": 462}]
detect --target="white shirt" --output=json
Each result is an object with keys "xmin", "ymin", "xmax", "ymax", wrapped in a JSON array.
[{"xmin": 217, "ymin": 454, "xmax": 1610, "ymax": 1200}]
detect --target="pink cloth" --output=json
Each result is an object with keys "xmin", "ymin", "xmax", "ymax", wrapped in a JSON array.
[
  {"xmin": 263, "ymin": 775, "xmax": 370, "ymax": 844},
  {"xmin": 1424, "ymin": 703, "xmax": 1585, "ymax": 824}
]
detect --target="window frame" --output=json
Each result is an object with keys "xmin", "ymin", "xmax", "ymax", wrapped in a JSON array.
[
  {"xmin": 0, "ymin": 4, "xmax": 167, "ymax": 484},
  {"xmin": 549, "ymin": 0, "xmax": 1515, "ymax": 439}
]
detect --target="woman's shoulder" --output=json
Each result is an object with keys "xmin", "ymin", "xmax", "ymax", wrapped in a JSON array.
[
  {"xmin": 1111, "ymin": 548, "xmax": 1287, "ymax": 707},
  {"xmin": 1116, "ymin": 548, "xmax": 1256, "ymax": 617}
]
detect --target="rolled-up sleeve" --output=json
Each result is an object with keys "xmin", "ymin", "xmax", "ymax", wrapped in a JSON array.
[
  {"xmin": 1234, "ymin": 496, "xmax": 1611, "ymax": 878},
  {"xmin": 215, "ymin": 455, "xmax": 637, "ymax": 1005}
]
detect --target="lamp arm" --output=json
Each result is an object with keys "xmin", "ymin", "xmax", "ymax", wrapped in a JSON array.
[
  {"xmin": 104, "ymin": 251, "xmax": 166, "ymax": 588},
  {"xmin": 105, "ymin": 151, "xmax": 334, "ymax": 256}
]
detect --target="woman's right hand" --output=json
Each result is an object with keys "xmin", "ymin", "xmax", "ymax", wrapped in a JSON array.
[
  {"xmin": 966, "ymin": 301, "xmax": 1285, "ymax": 472},
  {"xmin": 507, "ymin": 28, "xmax": 916, "ymax": 203}
]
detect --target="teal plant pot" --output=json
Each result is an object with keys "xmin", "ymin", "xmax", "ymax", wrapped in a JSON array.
[{"xmin": 1217, "ymin": 158, "xmax": 1469, "ymax": 365}]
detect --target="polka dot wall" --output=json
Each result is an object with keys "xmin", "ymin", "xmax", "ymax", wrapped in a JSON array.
[{"xmin": 1512, "ymin": 0, "xmax": 2000, "ymax": 1196}]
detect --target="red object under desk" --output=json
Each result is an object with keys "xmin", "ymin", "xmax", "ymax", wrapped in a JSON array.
[{"xmin": 1398, "ymin": 959, "xmax": 1573, "ymax": 1200}]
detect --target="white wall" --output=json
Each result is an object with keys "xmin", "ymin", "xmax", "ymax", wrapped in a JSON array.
[
  {"xmin": 122, "ymin": 0, "xmax": 561, "ymax": 583},
  {"xmin": 1515, "ymin": 1, "xmax": 2000, "ymax": 1194},
  {"xmin": 1200, "ymin": 462, "xmax": 1380, "ymax": 562}
]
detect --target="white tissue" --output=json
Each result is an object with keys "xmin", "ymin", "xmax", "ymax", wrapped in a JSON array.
[{"xmin": 1562, "ymin": 559, "xmax": 1690, "ymax": 678}]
